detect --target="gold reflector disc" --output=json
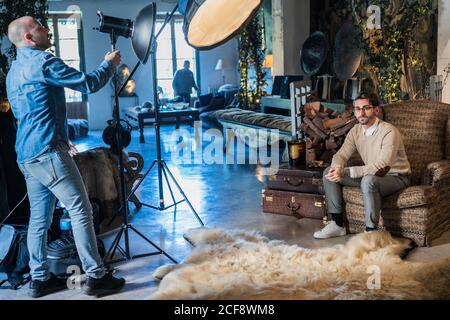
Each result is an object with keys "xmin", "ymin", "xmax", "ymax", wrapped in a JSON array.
[{"xmin": 187, "ymin": 0, "xmax": 261, "ymax": 49}]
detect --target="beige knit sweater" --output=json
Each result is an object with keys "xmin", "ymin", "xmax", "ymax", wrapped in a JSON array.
[{"xmin": 331, "ymin": 120, "xmax": 411, "ymax": 178}]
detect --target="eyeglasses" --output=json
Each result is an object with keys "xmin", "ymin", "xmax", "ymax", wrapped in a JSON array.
[{"xmin": 353, "ymin": 105, "xmax": 374, "ymax": 112}]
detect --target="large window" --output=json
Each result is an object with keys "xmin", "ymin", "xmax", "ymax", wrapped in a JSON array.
[
  {"xmin": 155, "ymin": 16, "xmax": 199, "ymax": 99},
  {"xmin": 48, "ymin": 12, "xmax": 85, "ymax": 103}
]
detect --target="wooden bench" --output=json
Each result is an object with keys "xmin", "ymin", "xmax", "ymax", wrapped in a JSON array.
[{"xmin": 211, "ymin": 108, "xmax": 292, "ymax": 161}]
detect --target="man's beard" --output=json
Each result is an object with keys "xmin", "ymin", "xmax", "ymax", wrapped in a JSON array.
[
  {"xmin": 357, "ymin": 116, "xmax": 369, "ymax": 125},
  {"xmin": 39, "ymin": 39, "xmax": 52, "ymax": 50}
]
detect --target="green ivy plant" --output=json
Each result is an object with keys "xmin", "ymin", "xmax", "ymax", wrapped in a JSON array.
[
  {"xmin": 0, "ymin": 0, "xmax": 48, "ymax": 99},
  {"xmin": 237, "ymin": 10, "xmax": 266, "ymax": 111},
  {"xmin": 348, "ymin": 0, "xmax": 433, "ymax": 103}
]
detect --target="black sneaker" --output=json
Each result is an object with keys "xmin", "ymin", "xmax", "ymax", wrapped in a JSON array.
[
  {"xmin": 83, "ymin": 272, "xmax": 125, "ymax": 297},
  {"xmin": 29, "ymin": 274, "xmax": 67, "ymax": 298}
]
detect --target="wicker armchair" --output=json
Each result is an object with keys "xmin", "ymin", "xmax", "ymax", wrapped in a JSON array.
[{"xmin": 342, "ymin": 101, "xmax": 450, "ymax": 246}]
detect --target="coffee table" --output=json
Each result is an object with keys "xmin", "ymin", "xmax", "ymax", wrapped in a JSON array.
[{"xmin": 126, "ymin": 107, "xmax": 200, "ymax": 143}]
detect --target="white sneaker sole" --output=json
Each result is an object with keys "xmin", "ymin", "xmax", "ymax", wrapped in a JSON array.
[{"xmin": 313, "ymin": 230, "xmax": 347, "ymax": 239}]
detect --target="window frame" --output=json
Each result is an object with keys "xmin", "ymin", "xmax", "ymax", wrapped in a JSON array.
[
  {"xmin": 155, "ymin": 14, "xmax": 201, "ymax": 97},
  {"xmin": 48, "ymin": 12, "xmax": 87, "ymax": 103}
]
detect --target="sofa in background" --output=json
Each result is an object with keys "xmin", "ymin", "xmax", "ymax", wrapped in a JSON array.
[
  {"xmin": 196, "ymin": 85, "xmax": 239, "ymax": 129},
  {"xmin": 67, "ymin": 118, "xmax": 89, "ymax": 140}
]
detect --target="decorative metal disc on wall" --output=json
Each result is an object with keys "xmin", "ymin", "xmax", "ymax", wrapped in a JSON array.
[
  {"xmin": 333, "ymin": 21, "xmax": 363, "ymax": 81},
  {"xmin": 300, "ymin": 31, "xmax": 328, "ymax": 76}
]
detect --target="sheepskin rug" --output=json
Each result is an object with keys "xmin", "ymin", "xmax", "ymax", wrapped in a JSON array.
[{"xmin": 150, "ymin": 228, "xmax": 450, "ymax": 300}]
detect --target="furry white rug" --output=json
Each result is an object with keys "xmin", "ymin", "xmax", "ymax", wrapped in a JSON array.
[{"xmin": 150, "ymin": 228, "xmax": 450, "ymax": 300}]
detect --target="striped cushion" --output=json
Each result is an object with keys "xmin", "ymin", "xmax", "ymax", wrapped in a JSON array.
[{"xmin": 212, "ymin": 108, "xmax": 291, "ymax": 132}]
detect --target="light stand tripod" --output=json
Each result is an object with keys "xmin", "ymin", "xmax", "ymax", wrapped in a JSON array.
[
  {"xmin": 126, "ymin": 6, "xmax": 204, "ymax": 227},
  {"xmin": 103, "ymin": 30, "xmax": 177, "ymax": 265}
]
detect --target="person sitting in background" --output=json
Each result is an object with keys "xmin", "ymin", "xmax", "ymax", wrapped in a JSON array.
[{"xmin": 172, "ymin": 60, "xmax": 198, "ymax": 103}]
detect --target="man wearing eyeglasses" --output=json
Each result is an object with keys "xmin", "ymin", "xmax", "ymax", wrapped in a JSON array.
[{"xmin": 314, "ymin": 92, "xmax": 411, "ymax": 239}]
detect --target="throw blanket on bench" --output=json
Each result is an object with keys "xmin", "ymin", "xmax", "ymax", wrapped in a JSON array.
[
  {"xmin": 212, "ymin": 108, "xmax": 291, "ymax": 133},
  {"xmin": 211, "ymin": 108, "xmax": 292, "ymax": 161}
]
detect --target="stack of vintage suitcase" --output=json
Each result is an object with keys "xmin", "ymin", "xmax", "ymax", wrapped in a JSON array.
[{"xmin": 262, "ymin": 164, "xmax": 328, "ymax": 221}]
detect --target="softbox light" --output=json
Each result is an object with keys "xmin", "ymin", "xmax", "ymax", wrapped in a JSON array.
[
  {"xmin": 179, "ymin": 0, "xmax": 262, "ymax": 50},
  {"xmin": 97, "ymin": 3, "xmax": 156, "ymax": 64}
]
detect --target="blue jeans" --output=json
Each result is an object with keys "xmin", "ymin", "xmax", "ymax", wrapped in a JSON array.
[{"xmin": 18, "ymin": 143, "xmax": 105, "ymax": 281}]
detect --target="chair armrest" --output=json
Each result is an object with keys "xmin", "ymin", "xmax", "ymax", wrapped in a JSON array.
[{"xmin": 422, "ymin": 160, "xmax": 450, "ymax": 186}]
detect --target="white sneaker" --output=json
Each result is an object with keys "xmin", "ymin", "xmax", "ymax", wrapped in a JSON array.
[{"xmin": 313, "ymin": 221, "xmax": 347, "ymax": 239}]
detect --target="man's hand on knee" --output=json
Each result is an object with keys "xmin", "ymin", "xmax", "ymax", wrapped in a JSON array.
[
  {"xmin": 375, "ymin": 166, "xmax": 391, "ymax": 177},
  {"xmin": 325, "ymin": 167, "xmax": 349, "ymax": 183},
  {"xmin": 325, "ymin": 167, "xmax": 343, "ymax": 182}
]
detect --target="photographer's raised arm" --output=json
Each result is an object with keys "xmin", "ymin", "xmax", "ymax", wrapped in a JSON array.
[{"xmin": 42, "ymin": 50, "xmax": 121, "ymax": 93}]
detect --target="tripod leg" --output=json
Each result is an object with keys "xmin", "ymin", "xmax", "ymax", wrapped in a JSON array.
[
  {"xmin": 129, "ymin": 193, "xmax": 142, "ymax": 210},
  {"xmin": 116, "ymin": 244, "xmax": 127, "ymax": 258},
  {"xmin": 129, "ymin": 225, "xmax": 178, "ymax": 264},
  {"xmin": 161, "ymin": 165, "xmax": 177, "ymax": 208},
  {"xmin": 110, "ymin": 227, "xmax": 126, "ymax": 261},
  {"xmin": 124, "ymin": 224, "xmax": 131, "ymax": 259},
  {"xmin": 157, "ymin": 160, "xmax": 165, "ymax": 210},
  {"xmin": 127, "ymin": 159, "xmax": 158, "ymax": 202},
  {"xmin": 104, "ymin": 226, "xmax": 124, "ymax": 263},
  {"xmin": 162, "ymin": 160, "xmax": 204, "ymax": 226},
  {"xmin": 161, "ymin": 165, "xmax": 178, "ymax": 221}
]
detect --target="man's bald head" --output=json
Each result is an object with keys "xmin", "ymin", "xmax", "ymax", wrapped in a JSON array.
[
  {"xmin": 8, "ymin": 16, "xmax": 35, "ymax": 46},
  {"xmin": 7, "ymin": 16, "xmax": 51, "ymax": 50}
]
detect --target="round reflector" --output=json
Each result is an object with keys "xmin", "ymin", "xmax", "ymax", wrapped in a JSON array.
[{"xmin": 184, "ymin": 0, "xmax": 262, "ymax": 50}]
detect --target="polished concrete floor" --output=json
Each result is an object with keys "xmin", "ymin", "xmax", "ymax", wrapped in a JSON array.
[{"xmin": 1, "ymin": 124, "xmax": 450, "ymax": 300}]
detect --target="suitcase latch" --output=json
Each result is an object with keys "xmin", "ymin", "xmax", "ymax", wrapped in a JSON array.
[{"xmin": 315, "ymin": 201, "xmax": 323, "ymax": 207}]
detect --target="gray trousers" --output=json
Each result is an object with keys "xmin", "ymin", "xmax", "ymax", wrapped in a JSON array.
[{"xmin": 322, "ymin": 167, "xmax": 411, "ymax": 228}]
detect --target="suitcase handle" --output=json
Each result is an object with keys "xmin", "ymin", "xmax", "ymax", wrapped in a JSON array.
[
  {"xmin": 284, "ymin": 177, "xmax": 304, "ymax": 187},
  {"xmin": 286, "ymin": 202, "xmax": 301, "ymax": 212}
]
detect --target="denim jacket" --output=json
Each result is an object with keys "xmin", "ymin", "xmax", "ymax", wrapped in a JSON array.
[{"xmin": 6, "ymin": 46, "xmax": 113, "ymax": 163}]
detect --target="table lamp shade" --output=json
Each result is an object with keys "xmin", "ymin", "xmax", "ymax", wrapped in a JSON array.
[{"xmin": 263, "ymin": 54, "xmax": 273, "ymax": 69}]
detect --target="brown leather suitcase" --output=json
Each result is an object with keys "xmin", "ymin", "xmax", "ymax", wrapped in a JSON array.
[
  {"xmin": 262, "ymin": 189, "xmax": 326, "ymax": 219},
  {"xmin": 267, "ymin": 165, "xmax": 325, "ymax": 194}
]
